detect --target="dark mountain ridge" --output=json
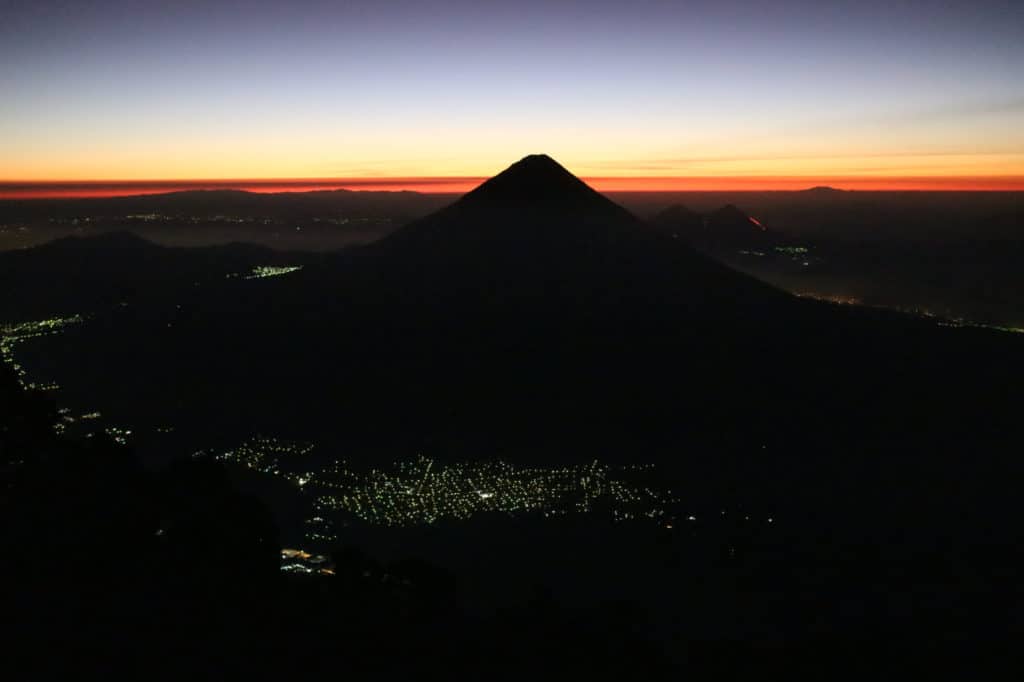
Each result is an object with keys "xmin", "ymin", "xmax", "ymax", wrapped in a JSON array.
[
  {"xmin": 0, "ymin": 231, "xmax": 321, "ymax": 320},
  {"xmin": 34, "ymin": 230, "xmax": 162, "ymax": 252},
  {"xmin": 0, "ymin": 186, "xmax": 452, "ymax": 224},
  {"xmin": 652, "ymin": 201, "xmax": 783, "ymax": 248}
]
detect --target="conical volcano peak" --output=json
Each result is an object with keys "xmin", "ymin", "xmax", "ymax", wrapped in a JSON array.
[
  {"xmin": 376, "ymin": 153, "xmax": 640, "ymax": 252},
  {"xmin": 496, "ymin": 154, "xmax": 578, "ymax": 181},
  {"xmin": 461, "ymin": 153, "xmax": 604, "ymax": 205},
  {"xmin": 513, "ymin": 153, "xmax": 564, "ymax": 168}
]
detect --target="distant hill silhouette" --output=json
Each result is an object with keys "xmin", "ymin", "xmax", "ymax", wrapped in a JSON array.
[
  {"xmin": 0, "ymin": 231, "xmax": 321, "ymax": 320},
  {"xmin": 708, "ymin": 203, "xmax": 760, "ymax": 228},
  {"xmin": 649, "ymin": 203, "xmax": 702, "ymax": 232},
  {"xmin": 0, "ymin": 187, "xmax": 453, "ymax": 252},
  {"xmin": 0, "ymin": 187, "xmax": 448, "ymax": 222},
  {"xmin": 652, "ymin": 202, "xmax": 783, "ymax": 250},
  {"xmin": 37, "ymin": 229, "xmax": 163, "ymax": 252}
]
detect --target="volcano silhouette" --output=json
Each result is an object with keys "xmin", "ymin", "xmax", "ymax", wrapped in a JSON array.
[
  {"xmin": 460, "ymin": 153, "xmax": 620, "ymax": 207},
  {"xmin": 319, "ymin": 154, "xmax": 786, "ymax": 314}
]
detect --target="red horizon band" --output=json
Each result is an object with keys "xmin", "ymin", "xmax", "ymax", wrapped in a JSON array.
[{"xmin": 2, "ymin": 176, "xmax": 1023, "ymax": 199}]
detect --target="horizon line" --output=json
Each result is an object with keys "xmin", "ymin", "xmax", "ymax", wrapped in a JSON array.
[{"xmin": 2, "ymin": 175, "xmax": 1023, "ymax": 199}]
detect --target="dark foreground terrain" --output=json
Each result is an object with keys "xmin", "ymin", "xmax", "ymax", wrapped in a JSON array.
[{"xmin": 2, "ymin": 156, "xmax": 1022, "ymax": 676}]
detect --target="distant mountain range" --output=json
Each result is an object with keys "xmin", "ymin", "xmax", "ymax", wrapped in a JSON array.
[
  {"xmin": 4, "ymin": 173, "xmax": 1020, "ymax": 256},
  {"xmin": 651, "ymin": 202, "xmax": 785, "ymax": 250},
  {"xmin": 0, "ymin": 230, "xmax": 323, "ymax": 320},
  {"xmin": 0, "ymin": 187, "xmax": 451, "ymax": 223}
]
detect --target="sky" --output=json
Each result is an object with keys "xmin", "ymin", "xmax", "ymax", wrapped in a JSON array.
[{"xmin": 1, "ymin": 0, "xmax": 1023, "ymax": 193}]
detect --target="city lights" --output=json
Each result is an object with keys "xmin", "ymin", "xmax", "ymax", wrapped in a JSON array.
[
  {"xmin": 199, "ymin": 437, "xmax": 689, "ymax": 537},
  {"xmin": 1, "ymin": 315, "xmax": 86, "ymax": 391}
]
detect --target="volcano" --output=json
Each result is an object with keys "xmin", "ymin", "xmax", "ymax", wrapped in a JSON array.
[{"xmin": 308, "ymin": 154, "xmax": 787, "ymax": 316}]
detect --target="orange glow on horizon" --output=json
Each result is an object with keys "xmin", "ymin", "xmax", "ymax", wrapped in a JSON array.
[
  {"xmin": 587, "ymin": 176, "xmax": 1024, "ymax": 192},
  {"xmin": 1, "ymin": 175, "xmax": 1022, "ymax": 199}
]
